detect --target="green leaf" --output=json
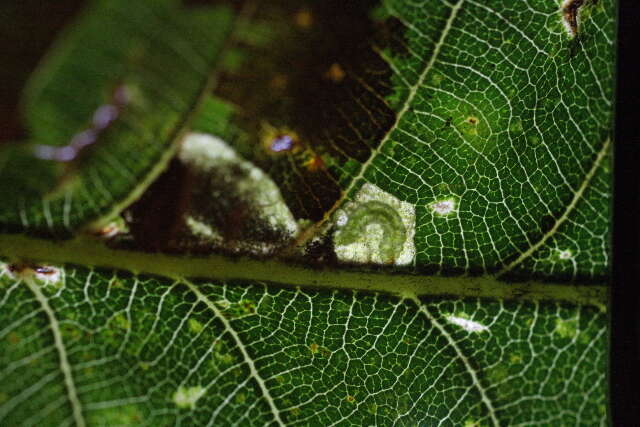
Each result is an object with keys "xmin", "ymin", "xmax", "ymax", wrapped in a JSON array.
[
  {"xmin": 0, "ymin": 266, "xmax": 606, "ymax": 425},
  {"xmin": 0, "ymin": 0, "xmax": 234, "ymax": 236},
  {"xmin": 0, "ymin": 0, "xmax": 613, "ymax": 425},
  {"xmin": 212, "ymin": 0, "xmax": 613, "ymax": 280}
]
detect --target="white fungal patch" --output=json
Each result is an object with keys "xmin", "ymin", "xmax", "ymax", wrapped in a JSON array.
[
  {"xmin": 445, "ymin": 313, "xmax": 489, "ymax": 333},
  {"xmin": 173, "ymin": 385, "xmax": 206, "ymax": 409},
  {"xmin": 186, "ymin": 216, "xmax": 223, "ymax": 242},
  {"xmin": 335, "ymin": 210, "xmax": 349, "ymax": 227},
  {"xmin": 179, "ymin": 132, "xmax": 299, "ymax": 238},
  {"xmin": 2, "ymin": 263, "xmax": 63, "ymax": 288},
  {"xmin": 558, "ymin": 249, "xmax": 573, "ymax": 260},
  {"xmin": 333, "ymin": 183, "xmax": 415, "ymax": 266},
  {"xmin": 429, "ymin": 197, "xmax": 457, "ymax": 216},
  {"xmin": 179, "ymin": 133, "xmax": 238, "ymax": 165}
]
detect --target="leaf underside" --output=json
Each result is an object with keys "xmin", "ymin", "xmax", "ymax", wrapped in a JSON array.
[{"xmin": 0, "ymin": 0, "xmax": 614, "ymax": 425}]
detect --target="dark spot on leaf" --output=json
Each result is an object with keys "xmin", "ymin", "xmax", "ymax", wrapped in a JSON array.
[
  {"xmin": 304, "ymin": 233, "xmax": 338, "ymax": 266},
  {"xmin": 562, "ymin": 0, "xmax": 599, "ymax": 38},
  {"xmin": 539, "ymin": 214, "xmax": 556, "ymax": 234},
  {"xmin": 563, "ymin": 0, "xmax": 586, "ymax": 37}
]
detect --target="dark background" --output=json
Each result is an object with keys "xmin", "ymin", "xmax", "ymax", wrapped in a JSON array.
[
  {"xmin": 612, "ymin": 0, "xmax": 640, "ymax": 425},
  {"xmin": 0, "ymin": 0, "xmax": 85, "ymax": 142}
]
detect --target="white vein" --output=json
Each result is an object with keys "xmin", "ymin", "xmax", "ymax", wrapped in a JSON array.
[
  {"xmin": 409, "ymin": 295, "xmax": 499, "ymax": 427},
  {"xmin": 338, "ymin": 0, "xmax": 465, "ymax": 202},
  {"xmin": 182, "ymin": 279, "xmax": 285, "ymax": 427},
  {"xmin": 24, "ymin": 277, "xmax": 86, "ymax": 427},
  {"xmin": 496, "ymin": 137, "xmax": 611, "ymax": 277}
]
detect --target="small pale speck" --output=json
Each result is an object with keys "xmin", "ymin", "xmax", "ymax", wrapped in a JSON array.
[
  {"xmin": 558, "ymin": 249, "xmax": 573, "ymax": 260},
  {"xmin": 335, "ymin": 211, "xmax": 348, "ymax": 226},
  {"xmin": 173, "ymin": 385, "xmax": 206, "ymax": 409},
  {"xmin": 430, "ymin": 198, "xmax": 456, "ymax": 216}
]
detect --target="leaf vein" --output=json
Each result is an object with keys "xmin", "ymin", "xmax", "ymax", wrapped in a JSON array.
[{"xmin": 183, "ymin": 279, "xmax": 285, "ymax": 426}]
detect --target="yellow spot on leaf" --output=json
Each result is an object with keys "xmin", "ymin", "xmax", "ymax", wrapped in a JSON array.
[
  {"xmin": 112, "ymin": 313, "xmax": 130, "ymax": 330},
  {"xmin": 188, "ymin": 318, "xmax": 203, "ymax": 334},
  {"xmin": 270, "ymin": 73, "xmax": 288, "ymax": 90},
  {"xmin": 294, "ymin": 9, "xmax": 313, "ymax": 29},
  {"xmin": 509, "ymin": 353, "xmax": 522, "ymax": 364},
  {"xmin": 325, "ymin": 63, "xmax": 345, "ymax": 83},
  {"xmin": 7, "ymin": 332, "xmax": 20, "ymax": 345},
  {"xmin": 555, "ymin": 317, "xmax": 578, "ymax": 339}
]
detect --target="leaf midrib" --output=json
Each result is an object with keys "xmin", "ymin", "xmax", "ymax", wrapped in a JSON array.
[{"xmin": 0, "ymin": 234, "xmax": 607, "ymax": 309}]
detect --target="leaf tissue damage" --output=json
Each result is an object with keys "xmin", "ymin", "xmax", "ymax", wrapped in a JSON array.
[
  {"xmin": 125, "ymin": 0, "xmax": 408, "ymax": 257},
  {"xmin": 214, "ymin": 0, "xmax": 403, "ymax": 220}
]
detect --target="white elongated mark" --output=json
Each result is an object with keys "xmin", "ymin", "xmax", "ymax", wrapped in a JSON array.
[
  {"xmin": 173, "ymin": 385, "xmax": 206, "ymax": 409},
  {"xmin": 446, "ymin": 314, "xmax": 489, "ymax": 333},
  {"xmin": 429, "ymin": 197, "xmax": 457, "ymax": 216},
  {"xmin": 3, "ymin": 263, "xmax": 62, "ymax": 287},
  {"xmin": 33, "ymin": 84, "xmax": 132, "ymax": 162}
]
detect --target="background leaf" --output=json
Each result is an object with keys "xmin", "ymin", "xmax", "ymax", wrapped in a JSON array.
[{"xmin": 0, "ymin": 0, "xmax": 234, "ymax": 236}]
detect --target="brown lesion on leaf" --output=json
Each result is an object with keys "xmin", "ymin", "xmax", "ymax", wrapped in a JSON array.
[
  {"xmin": 120, "ymin": 147, "xmax": 295, "ymax": 256},
  {"xmin": 562, "ymin": 0, "xmax": 598, "ymax": 38}
]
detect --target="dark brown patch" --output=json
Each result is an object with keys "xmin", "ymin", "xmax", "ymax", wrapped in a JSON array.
[
  {"xmin": 563, "ymin": 0, "xmax": 597, "ymax": 37},
  {"xmin": 124, "ymin": 158, "xmax": 193, "ymax": 252},
  {"xmin": 304, "ymin": 233, "xmax": 338, "ymax": 266},
  {"xmin": 563, "ymin": 0, "xmax": 585, "ymax": 36},
  {"xmin": 216, "ymin": 0, "xmax": 406, "ymax": 221}
]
